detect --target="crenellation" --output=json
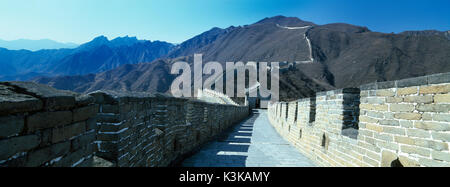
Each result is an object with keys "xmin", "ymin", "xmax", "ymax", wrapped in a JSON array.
[{"xmin": 268, "ymin": 73, "xmax": 450, "ymax": 167}]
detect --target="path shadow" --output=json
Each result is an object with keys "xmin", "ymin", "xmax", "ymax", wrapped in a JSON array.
[{"xmin": 181, "ymin": 110, "xmax": 260, "ymax": 167}]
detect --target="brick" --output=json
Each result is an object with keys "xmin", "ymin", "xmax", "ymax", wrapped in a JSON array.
[
  {"xmin": 0, "ymin": 135, "xmax": 40, "ymax": 160},
  {"xmin": 416, "ymin": 104, "xmax": 450, "ymax": 113},
  {"xmin": 360, "ymin": 116, "xmax": 379, "ymax": 123},
  {"xmin": 373, "ymin": 105, "xmax": 389, "ymax": 111},
  {"xmin": 404, "ymin": 95, "xmax": 433, "ymax": 104},
  {"xmin": 73, "ymin": 105, "xmax": 98, "ymax": 122},
  {"xmin": 397, "ymin": 87, "xmax": 417, "ymax": 96},
  {"xmin": 394, "ymin": 113, "xmax": 422, "ymax": 120},
  {"xmin": 419, "ymin": 84, "xmax": 450, "ymax": 94},
  {"xmin": 419, "ymin": 158, "xmax": 450, "ymax": 167},
  {"xmin": 374, "ymin": 133, "xmax": 393, "ymax": 142},
  {"xmin": 390, "ymin": 104, "xmax": 415, "ymax": 112},
  {"xmin": 434, "ymin": 94, "xmax": 450, "ymax": 103},
  {"xmin": 376, "ymin": 89, "xmax": 395, "ymax": 97},
  {"xmin": 422, "ymin": 113, "xmax": 433, "ymax": 121},
  {"xmin": 52, "ymin": 122, "xmax": 87, "ymax": 143},
  {"xmin": 399, "ymin": 121, "xmax": 414, "ymax": 128},
  {"xmin": 428, "ymin": 73, "xmax": 450, "ymax": 84},
  {"xmin": 25, "ymin": 141, "xmax": 70, "ymax": 167},
  {"xmin": 383, "ymin": 126, "xmax": 406, "ymax": 135},
  {"xmin": 407, "ymin": 129, "xmax": 431, "ymax": 138},
  {"xmin": 102, "ymin": 104, "xmax": 119, "ymax": 114},
  {"xmin": 366, "ymin": 123, "xmax": 383, "ymax": 133},
  {"xmin": 431, "ymin": 132, "xmax": 450, "ymax": 142},
  {"xmin": 379, "ymin": 120, "xmax": 400, "ymax": 126},
  {"xmin": 71, "ymin": 131, "xmax": 96, "ymax": 151},
  {"xmin": 433, "ymin": 114, "xmax": 450, "ymax": 122},
  {"xmin": 27, "ymin": 111, "xmax": 72, "ymax": 132},
  {"xmin": 386, "ymin": 97, "xmax": 403, "ymax": 103},
  {"xmin": 414, "ymin": 139, "xmax": 448, "ymax": 151},
  {"xmin": 0, "ymin": 115, "xmax": 24, "ymax": 138},
  {"xmin": 395, "ymin": 136, "xmax": 415, "ymax": 145},
  {"xmin": 401, "ymin": 145, "xmax": 430, "ymax": 157},
  {"xmin": 432, "ymin": 151, "xmax": 450, "ymax": 162},
  {"xmin": 414, "ymin": 121, "xmax": 450, "ymax": 131}
]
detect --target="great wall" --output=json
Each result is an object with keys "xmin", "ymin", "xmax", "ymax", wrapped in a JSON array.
[
  {"xmin": 268, "ymin": 73, "xmax": 450, "ymax": 167},
  {"xmin": 0, "ymin": 72, "xmax": 449, "ymax": 167}
]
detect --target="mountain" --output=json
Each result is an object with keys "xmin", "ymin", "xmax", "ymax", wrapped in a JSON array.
[
  {"xmin": 33, "ymin": 16, "xmax": 450, "ymax": 101},
  {"xmin": 0, "ymin": 39, "xmax": 78, "ymax": 51},
  {"xmin": 0, "ymin": 36, "xmax": 175, "ymax": 80}
]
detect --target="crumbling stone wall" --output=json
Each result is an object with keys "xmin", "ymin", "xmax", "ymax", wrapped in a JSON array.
[
  {"xmin": 90, "ymin": 90, "xmax": 249, "ymax": 167},
  {"xmin": 268, "ymin": 73, "xmax": 450, "ymax": 167},
  {"xmin": 0, "ymin": 82, "xmax": 97, "ymax": 167}
]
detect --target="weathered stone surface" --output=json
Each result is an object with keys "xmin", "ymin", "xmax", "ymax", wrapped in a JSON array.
[
  {"xmin": 416, "ymin": 104, "xmax": 450, "ymax": 113},
  {"xmin": 414, "ymin": 121, "xmax": 450, "ymax": 131},
  {"xmin": 397, "ymin": 87, "xmax": 418, "ymax": 96},
  {"xmin": 381, "ymin": 150, "xmax": 397, "ymax": 167},
  {"xmin": 434, "ymin": 94, "xmax": 450, "ymax": 103},
  {"xmin": 394, "ymin": 113, "xmax": 422, "ymax": 120},
  {"xmin": 4, "ymin": 82, "xmax": 78, "ymax": 110},
  {"xmin": 52, "ymin": 121, "xmax": 87, "ymax": 143},
  {"xmin": 0, "ymin": 85, "xmax": 43, "ymax": 115},
  {"xmin": 25, "ymin": 141, "xmax": 70, "ymax": 167},
  {"xmin": 404, "ymin": 95, "xmax": 433, "ymax": 104},
  {"xmin": 0, "ymin": 115, "xmax": 24, "ymax": 138},
  {"xmin": 419, "ymin": 84, "xmax": 450, "ymax": 94},
  {"xmin": 428, "ymin": 72, "xmax": 450, "ymax": 84},
  {"xmin": 93, "ymin": 156, "xmax": 114, "ymax": 167},
  {"xmin": 0, "ymin": 135, "xmax": 40, "ymax": 160},
  {"xmin": 27, "ymin": 111, "xmax": 73, "ymax": 132},
  {"xmin": 397, "ymin": 77, "xmax": 427, "ymax": 88},
  {"xmin": 73, "ymin": 105, "xmax": 98, "ymax": 122},
  {"xmin": 390, "ymin": 104, "xmax": 415, "ymax": 112}
]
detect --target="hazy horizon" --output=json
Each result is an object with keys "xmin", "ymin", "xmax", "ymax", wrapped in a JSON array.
[{"xmin": 1, "ymin": 0, "xmax": 449, "ymax": 44}]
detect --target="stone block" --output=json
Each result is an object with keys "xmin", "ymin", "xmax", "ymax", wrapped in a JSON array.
[
  {"xmin": 414, "ymin": 121, "xmax": 450, "ymax": 131},
  {"xmin": 433, "ymin": 114, "xmax": 450, "ymax": 122},
  {"xmin": 434, "ymin": 94, "xmax": 450, "ymax": 103},
  {"xmin": 407, "ymin": 129, "xmax": 431, "ymax": 138},
  {"xmin": 397, "ymin": 87, "xmax": 418, "ymax": 96},
  {"xmin": 414, "ymin": 139, "xmax": 448, "ymax": 151},
  {"xmin": 27, "ymin": 111, "xmax": 73, "ymax": 133},
  {"xmin": 381, "ymin": 150, "xmax": 397, "ymax": 167},
  {"xmin": 0, "ymin": 115, "xmax": 24, "ymax": 138},
  {"xmin": 0, "ymin": 135, "xmax": 40, "ymax": 160},
  {"xmin": 25, "ymin": 141, "xmax": 70, "ymax": 167},
  {"xmin": 394, "ymin": 113, "xmax": 422, "ymax": 120},
  {"xmin": 390, "ymin": 104, "xmax": 415, "ymax": 112},
  {"xmin": 401, "ymin": 145, "xmax": 430, "ymax": 157},
  {"xmin": 432, "ymin": 151, "xmax": 450, "ymax": 162},
  {"xmin": 0, "ymin": 85, "xmax": 43, "ymax": 115},
  {"xmin": 431, "ymin": 132, "xmax": 450, "ymax": 142},
  {"xmin": 73, "ymin": 105, "xmax": 98, "ymax": 122},
  {"xmin": 403, "ymin": 95, "xmax": 433, "ymax": 104},
  {"xmin": 416, "ymin": 104, "xmax": 450, "ymax": 113},
  {"xmin": 52, "ymin": 121, "xmax": 87, "ymax": 143},
  {"xmin": 419, "ymin": 84, "xmax": 450, "ymax": 94}
]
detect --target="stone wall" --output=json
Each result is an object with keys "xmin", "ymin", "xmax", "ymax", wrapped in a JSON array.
[
  {"xmin": 0, "ymin": 82, "xmax": 97, "ymax": 167},
  {"xmin": 268, "ymin": 73, "xmax": 450, "ymax": 167},
  {"xmin": 0, "ymin": 83, "xmax": 250, "ymax": 167},
  {"xmin": 90, "ymin": 90, "xmax": 249, "ymax": 167}
]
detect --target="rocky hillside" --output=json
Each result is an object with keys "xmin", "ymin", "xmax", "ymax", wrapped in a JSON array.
[
  {"xmin": 33, "ymin": 16, "xmax": 450, "ymax": 100},
  {"xmin": 0, "ymin": 36, "xmax": 174, "ymax": 80}
]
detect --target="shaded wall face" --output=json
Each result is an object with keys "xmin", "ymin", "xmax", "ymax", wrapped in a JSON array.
[
  {"xmin": 0, "ymin": 82, "xmax": 98, "ymax": 167},
  {"xmin": 92, "ymin": 92, "xmax": 250, "ymax": 167},
  {"xmin": 268, "ymin": 73, "xmax": 450, "ymax": 167}
]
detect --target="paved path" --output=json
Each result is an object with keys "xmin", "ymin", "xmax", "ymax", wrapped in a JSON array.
[{"xmin": 181, "ymin": 110, "xmax": 315, "ymax": 167}]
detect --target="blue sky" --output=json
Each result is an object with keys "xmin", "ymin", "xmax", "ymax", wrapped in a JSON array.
[{"xmin": 0, "ymin": 0, "xmax": 449, "ymax": 44}]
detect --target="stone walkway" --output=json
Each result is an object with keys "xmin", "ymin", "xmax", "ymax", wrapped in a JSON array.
[{"xmin": 181, "ymin": 109, "xmax": 315, "ymax": 167}]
